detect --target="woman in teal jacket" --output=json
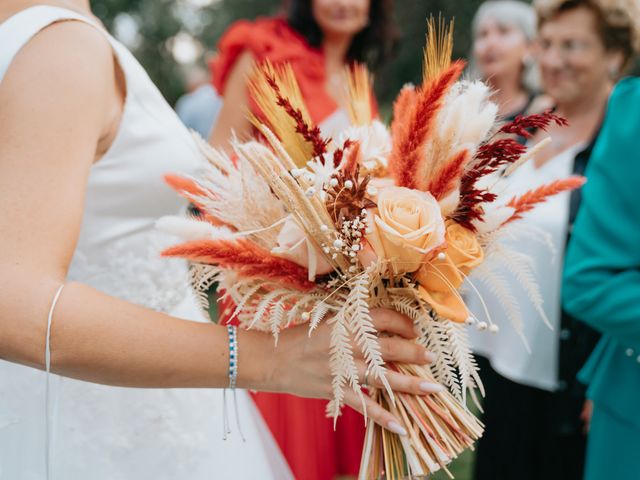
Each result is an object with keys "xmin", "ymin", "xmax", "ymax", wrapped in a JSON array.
[{"xmin": 563, "ymin": 77, "xmax": 640, "ymax": 480}]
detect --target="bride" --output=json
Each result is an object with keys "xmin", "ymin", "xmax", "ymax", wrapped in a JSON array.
[{"xmin": 0, "ymin": 0, "xmax": 437, "ymax": 478}]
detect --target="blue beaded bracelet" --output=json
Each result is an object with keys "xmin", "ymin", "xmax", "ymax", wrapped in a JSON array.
[{"xmin": 227, "ymin": 325, "xmax": 238, "ymax": 389}]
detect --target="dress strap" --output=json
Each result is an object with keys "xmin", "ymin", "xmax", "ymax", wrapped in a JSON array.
[{"xmin": 0, "ymin": 5, "xmax": 102, "ymax": 85}]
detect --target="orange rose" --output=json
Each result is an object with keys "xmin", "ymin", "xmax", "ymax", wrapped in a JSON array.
[{"xmin": 416, "ymin": 221, "xmax": 484, "ymax": 322}]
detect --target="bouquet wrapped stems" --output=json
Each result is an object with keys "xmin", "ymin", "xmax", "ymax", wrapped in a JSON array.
[{"xmin": 360, "ymin": 364, "xmax": 484, "ymax": 479}]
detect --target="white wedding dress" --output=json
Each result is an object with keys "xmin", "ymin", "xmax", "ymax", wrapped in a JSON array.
[{"xmin": 0, "ymin": 6, "xmax": 292, "ymax": 479}]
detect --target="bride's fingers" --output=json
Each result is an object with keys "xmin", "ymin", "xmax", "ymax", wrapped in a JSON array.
[
  {"xmin": 342, "ymin": 389, "xmax": 408, "ymax": 436},
  {"xmin": 358, "ymin": 363, "xmax": 444, "ymax": 396},
  {"xmin": 378, "ymin": 336, "xmax": 435, "ymax": 365},
  {"xmin": 370, "ymin": 308, "xmax": 417, "ymax": 339}
]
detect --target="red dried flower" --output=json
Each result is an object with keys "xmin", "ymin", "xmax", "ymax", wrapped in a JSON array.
[
  {"xmin": 450, "ymin": 139, "xmax": 528, "ymax": 230},
  {"xmin": 500, "ymin": 110, "xmax": 568, "ymax": 139},
  {"xmin": 264, "ymin": 72, "xmax": 329, "ymax": 158}
]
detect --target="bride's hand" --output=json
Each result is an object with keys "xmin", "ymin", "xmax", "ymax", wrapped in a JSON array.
[{"xmin": 255, "ymin": 308, "xmax": 440, "ymax": 435}]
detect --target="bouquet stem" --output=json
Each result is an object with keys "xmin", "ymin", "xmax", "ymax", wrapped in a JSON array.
[{"xmin": 359, "ymin": 364, "xmax": 483, "ymax": 479}]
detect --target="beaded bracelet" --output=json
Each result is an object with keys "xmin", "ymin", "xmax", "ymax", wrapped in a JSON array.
[
  {"xmin": 227, "ymin": 325, "xmax": 238, "ymax": 389},
  {"xmin": 222, "ymin": 325, "xmax": 245, "ymax": 441}
]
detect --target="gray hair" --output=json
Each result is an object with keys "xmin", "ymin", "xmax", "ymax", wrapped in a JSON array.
[{"xmin": 471, "ymin": 1, "xmax": 540, "ymax": 92}]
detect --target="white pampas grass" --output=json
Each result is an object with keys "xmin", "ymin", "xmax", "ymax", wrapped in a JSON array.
[
  {"xmin": 188, "ymin": 143, "xmax": 287, "ymax": 249},
  {"xmin": 337, "ymin": 120, "xmax": 392, "ymax": 172},
  {"xmin": 190, "ymin": 130, "xmax": 235, "ymax": 174},
  {"xmin": 423, "ymin": 81, "xmax": 498, "ymax": 178},
  {"xmin": 440, "ymin": 81, "xmax": 498, "ymax": 152},
  {"xmin": 156, "ymin": 216, "xmax": 234, "ymax": 241}
]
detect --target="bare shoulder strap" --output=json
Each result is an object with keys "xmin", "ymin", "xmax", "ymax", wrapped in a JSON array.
[{"xmin": 0, "ymin": 5, "xmax": 101, "ymax": 85}]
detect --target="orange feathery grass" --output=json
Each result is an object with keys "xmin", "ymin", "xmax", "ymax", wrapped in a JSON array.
[
  {"xmin": 388, "ymin": 60, "xmax": 465, "ymax": 189},
  {"xmin": 346, "ymin": 63, "xmax": 373, "ymax": 126},
  {"xmin": 505, "ymin": 176, "xmax": 586, "ymax": 223},
  {"xmin": 426, "ymin": 149, "xmax": 469, "ymax": 200},
  {"xmin": 422, "ymin": 16, "xmax": 455, "ymax": 84},
  {"xmin": 164, "ymin": 174, "xmax": 229, "ymax": 227},
  {"xmin": 164, "ymin": 173, "xmax": 205, "ymax": 199},
  {"xmin": 390, "ymin": 85, "xmax": 417, "ymax": 140},
  {"xmin": 162, "ymin": 238, "xmax": 316, "ymax": 291}
]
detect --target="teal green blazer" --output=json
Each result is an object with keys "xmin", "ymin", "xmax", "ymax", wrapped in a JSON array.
[{"xmin": 563, "ymin": 77, "xmax": 640, "ymax": 429}]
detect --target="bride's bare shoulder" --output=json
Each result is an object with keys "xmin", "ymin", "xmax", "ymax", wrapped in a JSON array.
[
  {"xmin": 8, "ymin": 17, "xmax": 114, "ymax": 76},
  {"xmin": 0, "ymin": 14, "xmax": 118, "ymax": 125}
]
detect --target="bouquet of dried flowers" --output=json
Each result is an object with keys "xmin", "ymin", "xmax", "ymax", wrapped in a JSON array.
[{"xmin": 159, "ymin": 18, "xmax": 583, "ymax": 479}]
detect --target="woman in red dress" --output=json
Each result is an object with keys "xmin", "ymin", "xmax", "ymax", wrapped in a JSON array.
[{"xmin": 208, "ymin": 1, "xmax": 398, "ymax": 478}]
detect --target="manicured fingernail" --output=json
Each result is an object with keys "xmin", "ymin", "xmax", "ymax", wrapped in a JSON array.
[
  {"xmin": 420, "ymin": 382, "xmax": 445, "ymax": 393},
  {"xmin": 387, "ymin": 421, "xmax": 408, "ymax": 436},
  {"xmin": 424, "ymin": 351, "xmax": 437, "ymax": 363}
]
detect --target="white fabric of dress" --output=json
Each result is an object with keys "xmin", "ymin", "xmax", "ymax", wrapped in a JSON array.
[
  {"xmin": 0, "ymin": 6, "xmax": 292, "ymax": 479},
  {"xmin": 467, "ymin": 143, "xmax": 585, "ymax": 391}
]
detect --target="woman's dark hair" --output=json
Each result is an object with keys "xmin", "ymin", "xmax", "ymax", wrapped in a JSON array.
[
  {"xmin": 287, "ymin": 0, "xmax": 399, "ymax": 70},
  {"xmin": 537, "ymin": 0, "xmax": 635, "ymax": 71}
]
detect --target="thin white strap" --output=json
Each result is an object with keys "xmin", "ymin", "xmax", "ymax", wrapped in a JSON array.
[
  {"xmin": 0, "ymin": 5, "xmax": 100, "ymax": 85},
  {"xmin": 45, "ymin": 284, "xmax": 65, "ymax": 480}
]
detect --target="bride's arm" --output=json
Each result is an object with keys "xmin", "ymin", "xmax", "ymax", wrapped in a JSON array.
[{"xmin": 0, "ymin": 22, "xmax": 433, "ymax": 431}]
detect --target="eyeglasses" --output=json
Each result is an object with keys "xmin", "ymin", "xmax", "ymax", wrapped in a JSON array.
[{"xmin": 537, "ymin": 38, "xmax": 599, "ymax": 59}]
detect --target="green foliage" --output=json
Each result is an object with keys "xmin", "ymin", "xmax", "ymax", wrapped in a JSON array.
[
  {"xmin": 95, "ymin": 0, "xmax": 638, "ymax": 108},
  {"xmin": 375, "ymin": 0, "xmax": 485, "ymax": 102},
  {"xmin": 95, "ymin": 0, "xmax": 281, "ymax": 105},
  {"xmin": 94, "ymin": 0, "xmax": 488, "ymax": 106}
]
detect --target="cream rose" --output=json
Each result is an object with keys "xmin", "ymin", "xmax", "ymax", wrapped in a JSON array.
[
  {"xmin": 366, "ymin": 187, "xmax": 445, "ymax": 274},
  {"xmin": 272, "ymin": 215, "xmax": 333, "ymax": 281},
  {"xmin": 416, "ymin": 221, "xmax": 484, "ymax": 322}
]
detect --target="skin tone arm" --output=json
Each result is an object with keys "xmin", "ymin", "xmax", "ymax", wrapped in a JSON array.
[
  {"xmin": 0, "ymin": 21, "xmax": 436, "ymax": 432},
  {"xmin": 208, "ymin": 51, "xmax": 254, "ymax": 151},
  {"xmin": 208, "ymin": 39, "xmax": 353, "ymax": 150}
]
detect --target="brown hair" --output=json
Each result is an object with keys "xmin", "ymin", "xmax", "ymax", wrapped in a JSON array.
[
  {"xmin": 536, "ymin": 0, "xmax": 635, "ymax": 71},
  {"xmin": 287, "ymin": 0, "xmax": 399, "ymax": 70}
]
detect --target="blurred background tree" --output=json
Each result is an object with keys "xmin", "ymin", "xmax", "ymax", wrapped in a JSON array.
[{"xmin": 95, "ymin": 0, "xmax": 490, "ymax": 108}]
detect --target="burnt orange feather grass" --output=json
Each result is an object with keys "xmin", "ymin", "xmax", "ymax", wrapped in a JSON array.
[
  {"xmin": 390, "ymin": 85, "xmax": 417, "ymax": 140},
  {"xmin": 426, "ymin": 149, "xmax": 469, "ymax": 200},
  {"xmin": 163, "ymin": 174, "xmax": 228, "ymax": 227},
  {"xmin": 505, "ymin": 176, "xmax": 586, "ymax": 224},
  {"xmin": 164, "ymin": 174, "xmax": 205, "ymax": 200},
  {"xmin": 388, "ymin": 61, "xmax": 465, "ymax": 189},
  {"xmin": 162, "ymin": 238, "xmax": 316, "ymax": 291}
]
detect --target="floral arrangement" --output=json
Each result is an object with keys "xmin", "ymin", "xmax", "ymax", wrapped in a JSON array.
[{"xmin": 159, "ymin": 19, "xmax": 584, "ymax": 479}]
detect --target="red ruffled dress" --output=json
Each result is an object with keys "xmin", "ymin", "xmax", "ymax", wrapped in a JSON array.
[{"xmin": 211, "ymin": 17, "xmax": 372, "ymax": 480}]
